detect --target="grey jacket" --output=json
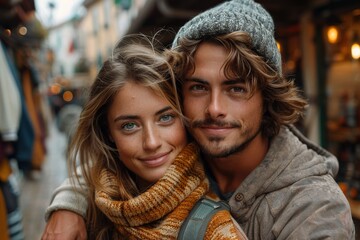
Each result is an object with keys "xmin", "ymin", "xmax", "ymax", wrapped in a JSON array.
[
  {"xmin": 46, "ymin": 126, "xmax": 355, "ymax": 239},
  {"xmin": 227, "ymin": 126, "xmax": 355, "ymax": 239}
]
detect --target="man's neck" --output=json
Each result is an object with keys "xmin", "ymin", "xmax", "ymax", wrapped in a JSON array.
[{"xmin": 206, "ymin": 134, "xmax": 269, "ymax": 194}]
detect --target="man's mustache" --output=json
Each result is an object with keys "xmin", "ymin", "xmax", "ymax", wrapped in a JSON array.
[{"xmin": 191, "ymin": 118, "xmax": 241, "ymax": 128}]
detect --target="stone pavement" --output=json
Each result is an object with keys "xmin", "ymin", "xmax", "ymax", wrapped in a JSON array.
[{"xmin": 18, "ymin": 122, "xmax": 68, "ymax": 240}]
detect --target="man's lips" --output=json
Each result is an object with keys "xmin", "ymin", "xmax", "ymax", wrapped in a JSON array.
[
  {"xmin": 192, "ymin": 120, "xmax": 240, "ymax": 136},
  {"xmin": 200, "ymin": 124, "xmax": 234, "ymax": 129},
  {"xmin": 199, "ymin": 125, "xmax": 234, "ymax": 135}
]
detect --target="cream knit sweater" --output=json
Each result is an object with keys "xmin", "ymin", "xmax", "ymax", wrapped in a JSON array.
[{"xmin": 95, "ymin": 143, "xmax": 247, "ymax": 239}]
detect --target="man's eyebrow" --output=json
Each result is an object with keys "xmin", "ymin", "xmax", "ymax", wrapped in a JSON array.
[
  {"xmin": 113, "ymin": 106, "xmax": 173, "ymax": 123},
  {"xmin": 223, "ymin": 79, "xmax": 245, "ymax": 85},
  {"xmin": 185, "ymin": 78, "xmax": 244, "ymax": 85},
  {"xmin": 184, "ymin": 78, "xmax": 209, "ymax": 85}
]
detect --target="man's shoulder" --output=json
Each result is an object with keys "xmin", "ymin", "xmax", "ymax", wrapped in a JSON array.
[
  {"xmin": 268, "ymin": 174, "xmax": 345, "ymax": 200},
  {"xmin": 262, "ymin": 174, "xmax": 354, "ymax": 239},
  {"xmin": 265, "ymin": 174, "xmax": 350, "ymax": 217}
]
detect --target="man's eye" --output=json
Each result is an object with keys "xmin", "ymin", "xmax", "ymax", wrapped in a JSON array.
[
  {"xmin": 230, "ymin": 86, "xmax": 246, "ymax": 93},
  {"xmin": 190, "ymin": 84, "xmax": 207, "ymax": 91},
  {"xmin": 160, "ymin": 114, "xmax": 175, "ymax": 123},
  {"xmin": 121, "ymin": 122, "xmax": 137, "ymax": 131}
]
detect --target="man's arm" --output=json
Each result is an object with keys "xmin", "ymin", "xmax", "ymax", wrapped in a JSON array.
[
  {"xmin": 44, "ymin": 177, "xmax": 88, "ymax": 221},
  {"xmin": 42, "ymin": 170, "xmax": 89, "ymax": 240},
  {"xmin": 41, "ymin": 210, "xmax": 87, "ymax": 240}
]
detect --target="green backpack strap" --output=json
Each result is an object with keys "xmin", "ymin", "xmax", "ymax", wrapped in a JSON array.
[{"xmin": 178, "ymin": 197, "xmax": 230, "ymax": 240}]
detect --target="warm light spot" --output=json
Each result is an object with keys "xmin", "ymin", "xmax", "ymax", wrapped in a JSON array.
[
  {"xmin": 63, "ymin": 91, "xmax": 74, "ymax": 102},
  {"xmin": 327, "ymin": 26, "xmax": 338, "ymax": 44},
  {"xmin": 351, "ymin": 43, "xmax": 360, "ymax": 60},
  {"xmin": 276, "ymin": 41, "xmax": 281, "ymax": 52},
  {"xmin": 18, "ymin": 26, "xmax": 27, "ymax": 36},
  {"xmin": 50, "ymin": 84, "xmax": 61, "ymax": 95},
  {"xmin": 4, "ymin": 29, "xmax": 11, "ymax": 36}
]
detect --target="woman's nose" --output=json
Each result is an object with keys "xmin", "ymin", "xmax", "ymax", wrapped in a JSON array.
[{"xmin": 142, "ymin": 126, "xmax": 162, "ymax": 151}]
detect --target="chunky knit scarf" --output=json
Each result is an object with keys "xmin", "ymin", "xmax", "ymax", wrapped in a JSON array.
[{"xmin": 95, "ymin": 143, "xmax": 245, "ymax": 239}]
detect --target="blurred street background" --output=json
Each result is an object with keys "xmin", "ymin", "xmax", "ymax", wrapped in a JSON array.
[
  {"xmin": 1, "ymin": 0, "xmax": 360, "ymax": 239},
  {"xmin": 19, "ymin": 121, "xmax": 67, "ymax": 240}
]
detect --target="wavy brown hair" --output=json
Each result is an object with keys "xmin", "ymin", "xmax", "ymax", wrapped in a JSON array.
[
  {"xmin": 169, "ymin": 31, "xmax": 308, "ymax": 138},
  {"xmin": 67, "ymin": 34, "xmax": 182, "ymax": 239}
]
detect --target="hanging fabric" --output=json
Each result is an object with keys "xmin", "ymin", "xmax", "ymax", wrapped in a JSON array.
[
  {"xmin": 0, "ymin": 180, "xmax": 25, "ymax": 240},
  {"xmin": 0, "ymin": 186, "xmax": 9, "ymax": 240},
  {"xmin": 0, "ymin": 40, "xmax": 26, "ymax": 240},
  {"xmin": 0, "ymin": 40, "xmax": 21, "ymax": 142},
  {"xmin": 0, "ymin": 41, "xmax": 34, "ymax": 172},
  {"xmin": 19, "ymin": 57, "xmax": 45, "ymax": 171}
]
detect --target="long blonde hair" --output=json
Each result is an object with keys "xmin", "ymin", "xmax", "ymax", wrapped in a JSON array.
[
  {"xmin": 170, "ymin": 31, "xmax": 308, "ymax": 138},
  {"xmin": 67, "ymin": 34, "xmax": 182, "ymax": 239}
]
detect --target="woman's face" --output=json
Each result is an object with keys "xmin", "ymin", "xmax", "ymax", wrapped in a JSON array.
[{"xmin": 107, "ymin": 80, "xmax": 187, "ymax": 186}]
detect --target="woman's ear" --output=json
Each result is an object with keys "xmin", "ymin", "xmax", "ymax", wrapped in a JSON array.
[{"xmin": 109, "ymin": 134, "xmax": 114, "ymax": 142}]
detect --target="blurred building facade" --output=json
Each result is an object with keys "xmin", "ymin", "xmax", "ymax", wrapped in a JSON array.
[{"xmin": 42, "ymin": 0, "xmax": 360, "ymax": 141}]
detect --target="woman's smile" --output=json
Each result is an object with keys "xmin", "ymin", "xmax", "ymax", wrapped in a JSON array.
[{"xmin": 139, "ymin": 151, "xmax": 172, "ymax": 168}]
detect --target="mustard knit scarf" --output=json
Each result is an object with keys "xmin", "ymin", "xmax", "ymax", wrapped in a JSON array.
[
  {"xmin": 95, "ymin": 144, "xmax": 209, "ymax": 239},
  {"xmin": 95, "ymin": 143, "xmax": 244, "ymax": 239}
]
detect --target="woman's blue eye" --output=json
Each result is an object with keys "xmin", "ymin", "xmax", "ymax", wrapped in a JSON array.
[
  {"xmin": 160, "ymin": 114, "xmax": 174, "ymax": 123},
  {"xmin": 122, "ymin": 122, "xmax": 137, "ymax": 131}
]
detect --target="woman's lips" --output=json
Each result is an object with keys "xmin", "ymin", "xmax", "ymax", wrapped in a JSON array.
[{"xmin": 140, "ymin": 152, "xmax": 170, "ymax": 167}]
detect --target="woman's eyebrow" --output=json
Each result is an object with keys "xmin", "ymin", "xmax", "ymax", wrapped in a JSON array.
[
  {"xmin": 156, "ymin": 106, "xmax": 173, "ymax": 115},
  {"xmin": 113, "ymin": 106, "xmax": 173, "ymax": 123},
  {"xmin": 114, "ymin": 115, "xmax": 138, "ymax": 123}
]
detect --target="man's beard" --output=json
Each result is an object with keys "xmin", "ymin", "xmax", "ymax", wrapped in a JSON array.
[{"xmin": 191, "ymin": 118, "xmax": 261, "ymax": 158}]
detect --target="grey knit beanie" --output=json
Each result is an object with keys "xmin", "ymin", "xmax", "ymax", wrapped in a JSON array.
[{"xmin": 172, "ymin": 0, "xmax": 282, "ymax": 73}]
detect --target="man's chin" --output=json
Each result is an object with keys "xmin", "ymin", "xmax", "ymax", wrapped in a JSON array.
[{"xmin": 199, "ymin": 144, "xmax": 234, "ymax": 158}]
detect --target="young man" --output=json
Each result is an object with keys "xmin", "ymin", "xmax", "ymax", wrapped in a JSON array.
[{"xmin": 42, "ymin": 0, "xmax": 355, "ymax": 239}]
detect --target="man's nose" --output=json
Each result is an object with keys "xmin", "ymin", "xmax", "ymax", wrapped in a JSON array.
[{"xmin": 205, "ymin": 91, "xmax": 226, "ymax": 119}]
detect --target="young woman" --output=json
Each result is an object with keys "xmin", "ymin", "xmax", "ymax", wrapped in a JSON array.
[{"xmin": 52, "ymin": 35, "xmax": 246, "ymax": 239}]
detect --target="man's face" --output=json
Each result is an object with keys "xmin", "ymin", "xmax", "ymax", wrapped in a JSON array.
[{"xmin": 182, "ymin": 41, "xmax": 264, "ymax": 158}]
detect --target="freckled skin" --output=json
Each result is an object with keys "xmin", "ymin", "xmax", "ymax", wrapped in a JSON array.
[{"xmin": 107, "ymin": 81, "xmax": 187, "ymax": 186}]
